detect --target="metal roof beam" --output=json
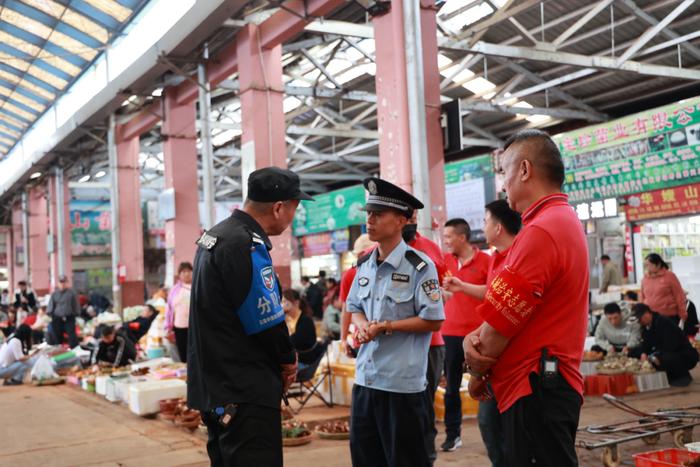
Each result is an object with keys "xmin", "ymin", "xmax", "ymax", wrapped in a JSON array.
[
  {"xmin": 462, "ymin": 120, "xmax": 504, "ymax": 146},
  {"xmin": 461, "ymin": 42, "xmax": 700, "ymax": 81},
  {"xmin": 460, "ymin": 99, "xmax": 606, "ymax": 122},
  {"xmin": 552, "ymin": 0, "xmax": 614, "ymax": 48},
  {"xmin": 289, "ymin": 152, "xmax": 379, "ymax": 164},
  {"xmin": 303, "ymin": 20, "xmax": 374, "ymax": 39},
  {"xmin": 618, "ymin": 0, "xmax": 700, "ymax": 62},
  {"xmin": 287, "ymin": 125, "xmax": 378, "ymax": 139},
  {"xmin": 462, "ymin": 137, "xmax": 502, "ymax": 148},
  {"xmin": 614, "ymin": 0, "xmax": 694, "ymax": 65},
  {"xmin": 453, "ymin": 0, "xmax": 541, "ymax": 41}
]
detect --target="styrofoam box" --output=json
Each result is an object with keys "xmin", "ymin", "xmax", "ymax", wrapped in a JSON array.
[
  {"xmin": 105, "ymin": 378, "xmax": 119, "ymax": 402},
  {"xmin": 634, "ymin": 371, "xmax": 670, "ymax": 392},
  {"xmin": 580, "ymin": 361, "xmax": 599, "ymax": 376},
  {"xmin": 95, "ymin": 375, "xmax": 110, "ymax": 396},
  {"xmin": 128, "ymin": 379, "xmax": 187, "ymax": 416},
  {"xmin": 113, "ymin": 376, "xmax": 150, "ymax": 403}
]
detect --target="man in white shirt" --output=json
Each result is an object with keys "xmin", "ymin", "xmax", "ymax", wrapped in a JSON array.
[{"xmin": 0, "ymin": 324, "xmax": 33, "ymax": 385}]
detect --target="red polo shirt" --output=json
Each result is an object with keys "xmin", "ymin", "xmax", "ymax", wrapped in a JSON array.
[
  {"xmin": 339, "ymin": 266, "xmax": 356, "ymax": 303},
  {"xmin": 479, "ymin": 194, "xmax": 589, "ymax": 413},
  {"xmin": 487, "ymin": 247, "xmax": 510, "ymax": 283},
  {"xmin": 442, "ymin": 248, "xmax": 490, "ymax": 337},
  {"xmin": 408, "ymin": 232, "xmax": 447, "ymax": 347}
]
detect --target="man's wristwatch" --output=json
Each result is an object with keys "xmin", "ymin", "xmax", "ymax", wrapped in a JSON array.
[
  {"xmin": 464, "ymin": 363, "xmax": 488, "ymax": 381},
  {"xmin": 383, "ymin": 320, "xmax": 393, "ymax": 335}
]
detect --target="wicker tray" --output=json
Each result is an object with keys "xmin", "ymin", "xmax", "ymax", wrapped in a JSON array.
[
  {"xmin": 283, "ymin": 434, "xmax": 313, "ymax": 446},
  {"xmin": 314, "ymin": 429, "xmax": 350, "ymax": 440},
  {"xmin": 32, "ymin": 377, "xmax": 65, "ymax": 386}
]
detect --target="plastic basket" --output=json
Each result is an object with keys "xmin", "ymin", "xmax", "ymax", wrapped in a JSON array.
[{"xmin": 634, "ymin": 448, "xmax": 700, "ymax": 467}]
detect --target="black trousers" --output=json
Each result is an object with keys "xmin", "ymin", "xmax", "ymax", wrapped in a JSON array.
[
  {"xmin": 174, "ymin": 327, "xmax": 188, "ymax": 363},
  {"xmin": 201, "ymin": 404, "xmax": 282, "ymax": 467},
  {"xmin": 658, "ymin": 348, "xmax": 698, "ymax": 384},
  {"xmin": 426, "ymin": 345, "xmax": 445, "ymax": 461},
  {"xmin": 51, "ymin": 316, "xmax": 78, "ymax": 348},
  {"xmin": 350, "ymin": 385, "xmax": 432, "ymax": 467},
  {"xmin": 502, "ymin": 373, "xmax": 582, "ymax": 467},
  {"xmin": 478, "ymin": 389, "xmax": 507, "ymax": 467},
  {"xmin": 443, "ymin": 335, "xmax": 465, "ymax": 439}
]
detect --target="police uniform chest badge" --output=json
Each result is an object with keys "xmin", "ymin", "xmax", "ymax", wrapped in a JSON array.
[
  {"xmin": 367, "ymin": 180, "xmax": 378, "ymax": 195},
  {"xmin": 358, "ymin": 277, "xmax": 369, "ymax": 286},
  {"xmin": 260, "ymin": 266, "xmax": 276, "ymax": 291},
  {"xmin": 421, "ymin": 279, "xmax": 441, "ymax": 302},
  {"xmin": 197, "ymin": 232, "xmax": 218, "ymax": 249}
]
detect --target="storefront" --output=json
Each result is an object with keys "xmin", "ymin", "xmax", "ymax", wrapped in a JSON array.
[
  {"xmin": 292, "ymin": 185, "xmax": 366, "ymax": 286},
  {"xmin": 625, "ymin": 183, "xmax": 700, "ymax": 306},
  {"xmin": 552, "ymin": 96, "xmax": 700, "ymax": 296}
]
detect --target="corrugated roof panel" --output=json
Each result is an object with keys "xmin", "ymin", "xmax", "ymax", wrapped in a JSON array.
[
  {"xmin": 21, "ymin": 0, "xmax": 109, "ymax": 43},
  {"xmin": 0, "ymin": 0, "xmax": 148, "ymax": 157}
]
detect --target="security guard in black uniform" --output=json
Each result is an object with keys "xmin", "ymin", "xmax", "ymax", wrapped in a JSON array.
[{"xmin": 187, "ymin": 167, "xmax": 313, "ymax": 466}]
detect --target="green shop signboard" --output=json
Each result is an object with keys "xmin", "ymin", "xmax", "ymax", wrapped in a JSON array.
[
  {"xmin": 293, "ymin": 185, "xmax": 366, "ymax": 236},
  {"xmin": 554, "ymin": 96, "xmax": 700, "ymax": 203},
  {"xmin": 70, "ymin": 200, "xmax": 112, "ymax": 256},
  {"xmin": 444, "ymin": 154, "xmax": 494, "ymax": 183}
]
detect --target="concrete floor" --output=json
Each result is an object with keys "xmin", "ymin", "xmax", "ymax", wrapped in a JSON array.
[{"xmin": 1, "ymin": 369, "xmax": 698, "ymax": 467}]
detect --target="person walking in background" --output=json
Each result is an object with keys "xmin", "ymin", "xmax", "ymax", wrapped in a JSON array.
[
  {"xmin": 641, "ymin": 253, "xmax": 687, "ymax": 326},
  {"xmin": 599, "ymin": 254, "xmax": 623, "ymax": 293},
  {"xmin": 47, "ymin": 276, "xmax": 80, "ymax": 348},
  {"xmin": 165, "ymin": 262, "xmax": 193, "ymax": 363}
]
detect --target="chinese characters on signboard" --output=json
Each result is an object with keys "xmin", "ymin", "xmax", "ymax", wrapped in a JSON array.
[{"xmin": 625, "ymin": 183, "xmax": 700, "ymax": 222}]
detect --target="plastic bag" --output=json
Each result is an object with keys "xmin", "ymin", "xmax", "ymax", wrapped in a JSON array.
[{"xmin": 31, "ymin": 354, "xmax": 58, "ymax": 381}]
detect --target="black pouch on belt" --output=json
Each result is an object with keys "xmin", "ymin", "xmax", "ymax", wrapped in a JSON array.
[
  {"xmin": 539, "ymin": 348, "xmax": 560, "ymax": 389},
  {"xmin": 214, "ymin": 403, "xmax": 238, "ymax": 428}
]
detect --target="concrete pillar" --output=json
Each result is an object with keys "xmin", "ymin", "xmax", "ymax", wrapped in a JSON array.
[
  {"xmin": 0, "ymin": 226, "xmax": 12, "ymax": 291},
  {"xmin": 48, "ymin": 173, "xmax": 73, "ymax": 289},
  {"xmin": 10, "ymin": 202, "xmax": 24, "ymax": 288},
  {"xmin": 114, "ymin": 133, "xmax": 145, "ymax": 307},
  {"xmin": 373, "ymin": 0, "xmax": 446, "ymax": 228},
  {"xmin": 237, "ymin": 23, "xmax": 292, "ymax": 287},
  {"xmin": 28, "ymin": 186, "xmax": 50, "ymax": 296},
  {"xmin": 162, "ymin": 89, "xmax": 201, "ymax": 285}
]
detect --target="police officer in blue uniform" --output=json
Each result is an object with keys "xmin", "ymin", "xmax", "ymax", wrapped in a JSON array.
[
  {"xmin": 346, "ymin": 178, "xmax": 445, "ymax": 467},
  {"xmin": 187, "ymin": 167, "xmax": 312, "ymax": 466}
]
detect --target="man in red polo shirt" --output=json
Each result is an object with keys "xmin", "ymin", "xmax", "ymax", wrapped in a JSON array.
[
  {"xmin": 439, "ymin": 218, "xmax": 490, "ymax": 452},
  {"xmin": 443, "ymin": 200, "xmax": 520, "ymax": 466},
  {"xmin": 464, "ymin": 129, "xmax": 589, "ymax": 466}
]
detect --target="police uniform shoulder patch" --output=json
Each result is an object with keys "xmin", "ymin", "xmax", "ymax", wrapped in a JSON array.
[
  {"xmin": 405, "ymin": 250, "xmax": 427, "ymax": 271},
  {"xmin": 358, "ymin": 277, "xmax": 369, "ymax": 286},
  {"xmin": 356, "ymin": 252, "xmax": 372, "ymax": 267},
  {"xmin": 196, "ymin": 231, "xmax": 218, "ymax": 250},
  {"xmin": 421, "ymin": 279, "xmax": 441, "ymax": 302}
]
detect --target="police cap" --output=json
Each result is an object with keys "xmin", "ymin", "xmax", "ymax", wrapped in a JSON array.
[
  {"xmin": 362, "ymin": 177, "xmax": 424, "ymax": 216},
  {"xmin": 248, "ymin": 167, "xmax": 314, "ymax": 202}
]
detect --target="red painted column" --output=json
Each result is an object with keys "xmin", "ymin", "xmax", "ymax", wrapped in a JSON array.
[
  {"xmin": 162, "ymin": 89, "xmax": 201, "ymax": 285},
  {"xmin": 10, "ymin": 202, "xmax": 24, "ymax": 287},
  {"xmin": 28, "ymin": 186, "xmax": 50, "ymax": 296},
  {"xmin": 421, "ymin": 0, "xmax": 447, "ymax": 230},
  {"xmin": 237, "ymin": 23, "xmax": 292, "ymax": 288},
  {"xmin": 373, "ymin": 0, "xmax": 446, "ymax": 227},
  {"xmin": 0, "ymin": 226, "xmax": 12, "ymax": 291},
  {"xmin": 48, "ymin": 175, "xmax": 73, "ymax": 289},
  {"xmin": 114, "ymin": 133, "xmax": 145, "ymax": 306}
]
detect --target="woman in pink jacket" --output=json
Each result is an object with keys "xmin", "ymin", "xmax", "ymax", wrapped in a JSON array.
[
  {"xmin": 165, "ymin": 262, "xmax": 193, "ymax": 362},
  {"xmin": 641, "ymin": 253, "xmax": 687, "ymax": 325}
]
